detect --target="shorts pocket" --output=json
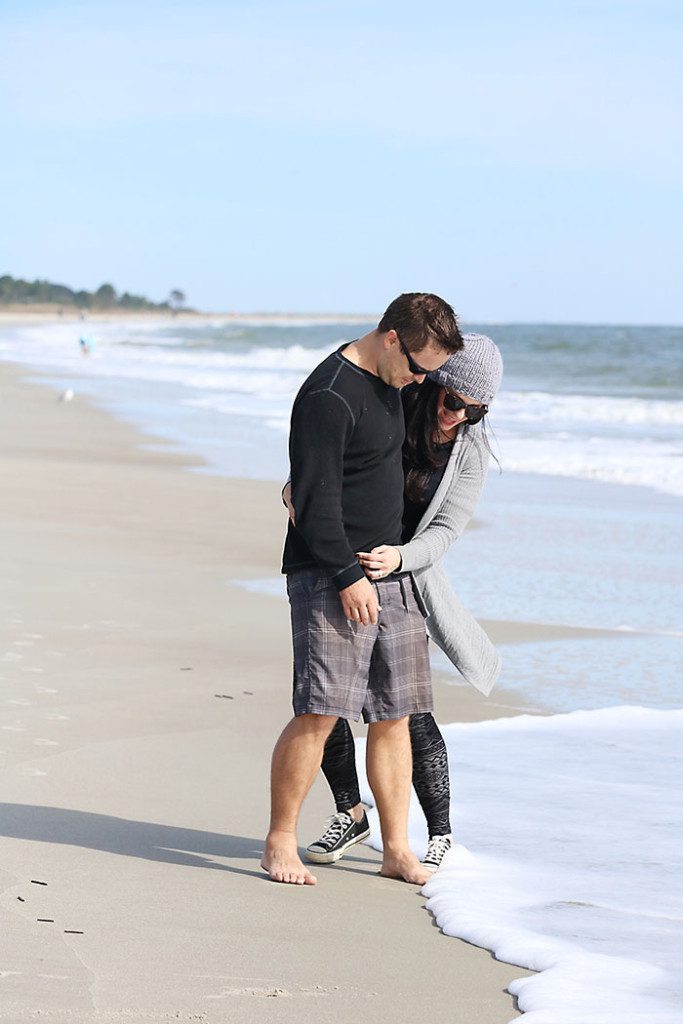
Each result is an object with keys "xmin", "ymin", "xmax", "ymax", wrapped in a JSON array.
[{"xmin": 409, "ymin": 577, "xmax": 429, "ymax": 618}]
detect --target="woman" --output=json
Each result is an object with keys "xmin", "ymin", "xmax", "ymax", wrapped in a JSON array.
[{"xmin": 286, "ymin": 334, "xmax": 503, "ymax": 872}]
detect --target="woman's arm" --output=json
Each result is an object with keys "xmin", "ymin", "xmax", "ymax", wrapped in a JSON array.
[
  {"xmin": 358, "ymin": 441, "xmax": 489, "ymax": 577},
  {"xmin": 356, "ymin": 543, "xmax": 402, "ymax": 578},
  {"xmin": 398, "ymin": 442, "xmax": 489, "ymax": 572}
]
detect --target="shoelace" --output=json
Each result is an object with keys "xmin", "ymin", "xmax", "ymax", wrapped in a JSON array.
[
  {"xmin": 318, "ymin": 812, "xmax": 353, "ymax": 848},
  {"xmin": 425, "ymin": 835, "xmax": 451, "ymax": 862}
]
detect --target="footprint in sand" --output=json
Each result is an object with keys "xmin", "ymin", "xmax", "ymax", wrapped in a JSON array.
[
  {"xmin": 206, "ymin": 986, "xmax": 294, "ymax": 999},
  {"xmin": 34, "ymin": 738, "xmax": 60, "ymax": 746},
  {"xmin": 8, "ymin": 698, "xmax": 32, "ymax": 706},
  {"xmin": 1, "ymin": 652, "xmax": 23, "ymax": 662},
  {"xmin": 2, "ymin": 723, "xmax": 27, "ymax": 732},
  {"xmin": 36, "ymin": 686, "xmax": 57, "ymax": 693},
  {"xmin": 22, "ymin": 667, "xmax": 44, "ymax": 674}
]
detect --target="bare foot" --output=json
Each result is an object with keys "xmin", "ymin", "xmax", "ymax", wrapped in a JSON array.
[
  {"xmin": 261, "ymin": 831, "xmax": 317, "ymax": 885},
  {"xmin": 380, "ymin": 849, "xmax": 431, "ymax": 885}
]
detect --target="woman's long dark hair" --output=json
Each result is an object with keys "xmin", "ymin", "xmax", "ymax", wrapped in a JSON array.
[
  {"xmin": 402, "ymin": 380, "xmax": 500, "ymax": 503},
  {"xmin": 402, "ymin": 381, "xmax": 450, "ymax": 503}
]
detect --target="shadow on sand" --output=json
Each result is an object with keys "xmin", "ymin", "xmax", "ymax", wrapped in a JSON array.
[
  {"xmin": 0, "ymin": 803, "xmax": 381, "ymax": 881},
  {"xmin": 0, "ymin": 802, "xmax": 268, "ymax": 877}
]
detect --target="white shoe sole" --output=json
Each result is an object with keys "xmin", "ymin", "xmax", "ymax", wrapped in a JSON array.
[{"xmin": 305, "ymin": 827, "xmax": 371, "ymax": 864}]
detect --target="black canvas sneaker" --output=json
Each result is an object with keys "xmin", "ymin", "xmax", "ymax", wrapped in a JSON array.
[
  {"xmin": 422, "ymin": 834, "xmax": 453, "ymax": 873},
  {"xmin": 305, "ymin": 811, "xmax": 371, "ymax": 864}
]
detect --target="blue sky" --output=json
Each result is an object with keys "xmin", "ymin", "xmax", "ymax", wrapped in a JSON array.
[{"xmin": 1, "ymin": 0, "xmax": 681, "ymax": 320}]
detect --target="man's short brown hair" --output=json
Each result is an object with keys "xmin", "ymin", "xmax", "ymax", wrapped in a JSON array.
[{"xmin": 377, "ymin": 292, "xmax": 463, "ymax": 354}]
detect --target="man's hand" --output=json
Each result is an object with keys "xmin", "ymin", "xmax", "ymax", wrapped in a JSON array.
[
  {"xmin": 339, "ymin": 576, "xmax": 381, "ymax": 626},
  {"xmin": 356, "ymin": 545, "xmax": 401, "ymax": 580}
]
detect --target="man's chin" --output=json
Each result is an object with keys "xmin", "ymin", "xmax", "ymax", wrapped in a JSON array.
[{"xmin": 377, "ymin": 369, "xmax": 397, "ymax": 389}]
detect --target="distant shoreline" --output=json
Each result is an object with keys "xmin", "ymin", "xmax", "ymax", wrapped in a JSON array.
[
  {"xmin": 0, "ymin": 307, "xmax": 379, "ymax": 326},
  {"xmin": 1, "ymin": 307, "xmax": 680, "ymax": 328}
]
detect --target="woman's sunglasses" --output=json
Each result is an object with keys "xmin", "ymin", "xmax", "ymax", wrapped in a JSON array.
[{"xmin": 443, "ymin": 391, "xmax": 489, "ymax": 424}]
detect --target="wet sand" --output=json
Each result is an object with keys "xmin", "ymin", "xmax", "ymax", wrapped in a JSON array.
[{"xmin": 0, "ymin": 360, "xmax": 532, "ymax": 1023}]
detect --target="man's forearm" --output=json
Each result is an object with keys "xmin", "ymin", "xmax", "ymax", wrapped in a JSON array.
[{"xmin": 293, "ymin": 499, "xmax": 365, "ymax": 590}]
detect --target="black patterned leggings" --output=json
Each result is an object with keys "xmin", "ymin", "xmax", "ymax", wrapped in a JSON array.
[{"xmin": 321, "ymin": 712, "xmax": 452, "ymax": 837}]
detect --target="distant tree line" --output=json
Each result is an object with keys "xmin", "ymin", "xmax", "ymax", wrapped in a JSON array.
[{"xmin": 0, "ymin": 275, "xmax": 188, "ymax": 312}]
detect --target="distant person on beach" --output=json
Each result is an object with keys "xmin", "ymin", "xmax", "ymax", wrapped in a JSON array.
[
  {"xmin": 261, "ymin": 293, "xmax": 463, "ymax": 886},
  {"xmin": 283, "ymin": 335, "xmax": 503, "ymax": 873},
  {"xmin": 79, "ymin": 335, "xmax": 95, "ymax": 356}
]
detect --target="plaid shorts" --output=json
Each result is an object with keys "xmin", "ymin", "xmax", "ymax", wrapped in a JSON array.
[{"xmin": 286, "ymin": 568, "xmax": 433, "ymax": 724}]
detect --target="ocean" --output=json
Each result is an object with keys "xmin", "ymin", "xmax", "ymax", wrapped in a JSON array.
[
  {"xmin": 2, "ymin": 316, "xmax": 682, "ymax": 1023},
  {"xmin": 2, "ymin": 318, "xmax": 682, "ymax": 493}
]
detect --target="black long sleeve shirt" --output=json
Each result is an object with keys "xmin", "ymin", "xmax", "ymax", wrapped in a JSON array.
[{"xmin": 281, "ymin": 345, "xmax": 405, "ymax": 590}]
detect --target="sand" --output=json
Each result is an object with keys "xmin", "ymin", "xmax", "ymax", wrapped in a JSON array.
[{"xmin": 0, "ymin": 359, "xmax": 532, "ymax": 1023}]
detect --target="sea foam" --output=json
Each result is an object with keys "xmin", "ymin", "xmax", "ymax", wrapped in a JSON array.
[
  {"xmin": 358, "ymin": 706, "xmax": 683, "ymax": 1024},
  {"xmin": 2, "ymin": 319, "xmax": 681, "ymax": 496}
]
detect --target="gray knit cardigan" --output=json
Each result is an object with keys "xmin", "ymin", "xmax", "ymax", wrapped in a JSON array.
[{"xmin": 397, "ymin": 424, "xmax": 501, "ymax": 696}]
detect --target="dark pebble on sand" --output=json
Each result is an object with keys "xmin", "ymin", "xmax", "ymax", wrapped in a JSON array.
[
  {"xmin": 214, "ymin": 694, "xmax": 233, "ymax": 699},
  {"xmin": 37, "ymin": 918, "xmax": 54, "ymax": 923},
  {"xmin": 64, "ymin": 930, "xmax": 84, "ymax": 934},
  {"xmin": 31, "ymin": 880, "xmax": 48, "ymax": 886}
]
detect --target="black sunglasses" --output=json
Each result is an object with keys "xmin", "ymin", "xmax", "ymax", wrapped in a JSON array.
[
  {"xmin": 398, "ymin": 336, "xmax": 430, "ymax": 376},
  {"xmin": 443, "ymin": 391, "xmax": 489, "ymax": 424}
]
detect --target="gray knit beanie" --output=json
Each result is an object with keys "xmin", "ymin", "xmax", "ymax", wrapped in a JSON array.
[{"xmin": 428, "ymin": 333, "xmax": 503, "ymax": 404}]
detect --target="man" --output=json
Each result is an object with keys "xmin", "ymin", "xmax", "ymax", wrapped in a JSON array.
[{"xmin": 262, "ymin": 293, "xmax": 463, "ymax": 886}]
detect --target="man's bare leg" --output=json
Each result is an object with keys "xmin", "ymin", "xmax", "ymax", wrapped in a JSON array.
[
  {"xmin": 262, "ymin": 713, "xmax": 337, "ymax": 885},
  {"xmin": 366, "ymin": 717, "xmax": 431, "ymax": 885}
]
